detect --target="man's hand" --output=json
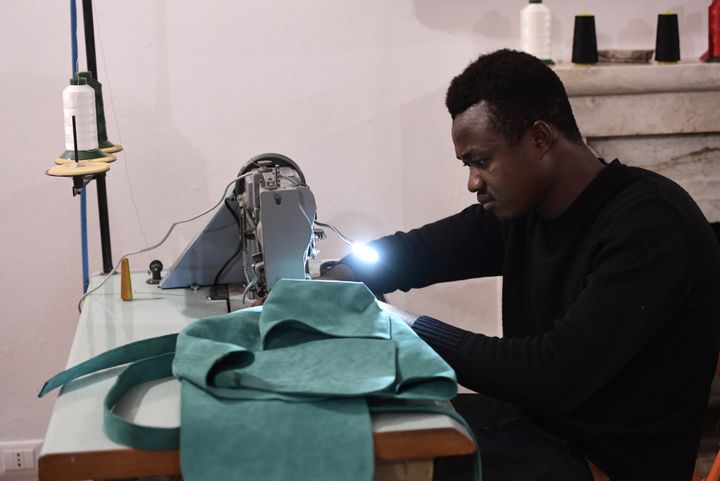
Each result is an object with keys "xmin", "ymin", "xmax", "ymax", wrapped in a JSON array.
[
  {"xmin": 376, "ymin": 300, "xmax": 419, "ymax": 327},
  {"xmin": 318, "ymin": 263, "xmax": 356, "ymax": 281},
  {"xmin": 249, "ymin": 297, "xmax": 266, "ymax": 307}
]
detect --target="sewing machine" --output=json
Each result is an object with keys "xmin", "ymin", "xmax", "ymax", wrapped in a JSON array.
[
  {"xmin": 40, "ymin": 163, "xmax": 474, "ymax": 481},
  {"xmin": 160, "ymin": 153, "xmax": 323, "ymax": 302}
]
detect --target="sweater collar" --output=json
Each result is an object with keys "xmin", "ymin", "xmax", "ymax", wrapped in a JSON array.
[{"xmin": 537, "ymin": 159, "xmax": 624, "ymax": 227}]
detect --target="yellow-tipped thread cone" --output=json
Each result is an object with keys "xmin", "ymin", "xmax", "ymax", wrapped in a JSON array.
[{"xmin": 120, "ymin": 257, "xmax": 133, "ymax": 301}]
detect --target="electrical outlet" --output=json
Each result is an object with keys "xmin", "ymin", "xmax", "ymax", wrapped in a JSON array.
[
  {"xmin": 2, "ymin": 449, "xmax": 34, "ymax": 471},
  {"xmin": 0, "ymin": 440, "xmax": 42, "ymax": 476}
]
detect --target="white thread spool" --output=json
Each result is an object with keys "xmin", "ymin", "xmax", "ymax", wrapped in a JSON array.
[
  {"xmin": 63, "ymin": 79, "xmax": 98, "ymax": 151},
  {"xmin": 521, "ymin": 0, "xmax": 552, "ymax": 62}
]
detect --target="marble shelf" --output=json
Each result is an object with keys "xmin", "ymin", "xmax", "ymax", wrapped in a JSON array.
[{"xmin": 554, "ymin": 62, "xmax": 720, "ymax": 222}]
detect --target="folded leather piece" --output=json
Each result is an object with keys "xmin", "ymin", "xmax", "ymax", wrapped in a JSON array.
[
  {"xmin": 260, "ymin": 279, "xmax": 392, "ymax": 346},
  {"xmin": 40, "ymin": 279, "xmax": 465, "ymax": 481},
  {"xmin": 181, "ymin": 383, "xmax": 373, "ymax": 481}
]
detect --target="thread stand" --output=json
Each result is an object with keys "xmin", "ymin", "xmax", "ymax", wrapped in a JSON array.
[
  {"xmin": 47, "ymin": 113, "xmax": 113, "ymax": 274},
  {"xmin": 47, "ymin": 0, "xmax": 118, "ymax": 277},
  {"xmin": 46, "ymin": 165, "xmax": 114, "ymax": 274},
  {"xmin": 95, "ymin": 173, "xmax": 113, "ymax": 273}
]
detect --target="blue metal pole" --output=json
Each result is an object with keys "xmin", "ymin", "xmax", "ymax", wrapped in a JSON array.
[
  {"xmin": 70, "ymin": 0, "xmax": 78, "ymax": 76},
  {"xmin": 70, "ymin": 0, "xmax": 90, "ymax": 293},
  {"xmin": 81, "ymin": 190, "xmax": 89, "ymax": 292}
]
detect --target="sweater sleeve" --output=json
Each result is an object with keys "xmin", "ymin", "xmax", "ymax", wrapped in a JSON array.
[
  {"xmin": 416, "ymin": 200, "xmax": 716, "ymax": 414},
  {"xmin": 340, "ymin": 204, "xmax": 505, "ymax": 294}
]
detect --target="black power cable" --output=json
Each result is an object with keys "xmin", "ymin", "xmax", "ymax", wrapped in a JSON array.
[{"xmin": 213, "ymin": 197, "xmax": 243, "ymax": 287}]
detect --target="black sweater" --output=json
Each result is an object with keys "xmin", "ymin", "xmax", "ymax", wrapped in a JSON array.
[{"xmin": 342, "ymin": 160, "xmax": 720, "ymax": 481}]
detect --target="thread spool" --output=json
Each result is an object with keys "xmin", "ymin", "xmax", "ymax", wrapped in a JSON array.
[
  {"xmin": 121, "ymin": 257, "xmax": 133, "ymax": 301},
  {"xmin": 521, "ymin": 0, "xmax": 553, "ymax": 64},
  {"xmin": 56, "ymin": 77, "xmax": 115, "ymax": 164},
  {"xmin": 572, "ymin": 14, "xmax": 598, "ymax": 65},
  {"xmin": 701, "ymin": 0, "xmax": 720, "ymax": 62},
  {"xmin": 77, "ymin": 72, "xmax": 123, "ymax": 154},
  {"xmin": 64, "ymin": 79, "xmax": 97, "ymax": 151},
  {"xmin": 655, "ymin": 11, "xmax": 680, "ymax": 63}
]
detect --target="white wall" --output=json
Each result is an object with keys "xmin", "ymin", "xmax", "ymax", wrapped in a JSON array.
[{"xmin": 0, "ymin": 0, "xmax": 711, "ymax": 446}]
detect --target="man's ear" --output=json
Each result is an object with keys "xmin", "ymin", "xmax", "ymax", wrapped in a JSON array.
[{"xmin": 530, "ymin": 121, "xmax": 554, "ymax": 151}]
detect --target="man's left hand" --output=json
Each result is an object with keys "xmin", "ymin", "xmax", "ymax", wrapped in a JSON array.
[{"xmin": 376, "ymin": 300, "xmax": 419, "ymax": 327}]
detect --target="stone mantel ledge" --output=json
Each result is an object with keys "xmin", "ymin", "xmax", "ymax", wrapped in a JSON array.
[
  {"xmin": 554, "ymin": 62, "xmax": 720, "ymax": 96},
  {"xmin": 553, "ymin": 62, "xmax": 720, "ymax": 221}
]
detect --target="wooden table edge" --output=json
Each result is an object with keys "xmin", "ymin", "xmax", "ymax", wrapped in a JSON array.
[{"xmin": 39, "ymin": 427, "xmax": 475, "ymax": 481}]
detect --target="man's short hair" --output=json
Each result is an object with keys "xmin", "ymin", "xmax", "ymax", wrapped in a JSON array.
[{"xmin": 446, "ymin": 49, "xmax": 583, "ymax": 145}]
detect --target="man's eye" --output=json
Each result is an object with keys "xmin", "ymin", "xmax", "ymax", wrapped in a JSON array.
[
  {"xmin": 460, "ymin": 156, "xmax": 491, "ymax": 168},
  {"xmin": 464, "ymin": 158, "xmax": 488, "ymax": 168}
]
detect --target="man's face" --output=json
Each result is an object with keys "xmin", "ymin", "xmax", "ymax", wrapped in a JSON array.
[{"xmin": 451, "ymin": 102, "xmax": 550, "ymax": 220}]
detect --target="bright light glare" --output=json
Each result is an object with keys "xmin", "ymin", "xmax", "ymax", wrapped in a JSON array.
[{"xmin": 351, "ymin": 242, "xmax": 379, "ymax": 263}]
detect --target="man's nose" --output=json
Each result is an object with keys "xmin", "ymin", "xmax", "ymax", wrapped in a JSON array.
[{"xmin": 467, "ymin": 168, "xmax": 486, "ymax": 193}]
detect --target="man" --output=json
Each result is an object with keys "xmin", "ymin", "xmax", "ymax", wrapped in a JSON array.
[{"xmin": 324, "ymin": 50, "xmax": 720, "ymax": 481}]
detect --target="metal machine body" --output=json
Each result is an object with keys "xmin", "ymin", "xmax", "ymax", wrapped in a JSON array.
[
  {"xmin": 160, "ymin": 154, "xmax": 320, "ymax": 300},
  {"xmin": 237, "ymin": 160, "xmax": 318, "ymax": 299}
]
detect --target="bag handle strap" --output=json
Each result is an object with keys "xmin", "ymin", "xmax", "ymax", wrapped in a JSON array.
[
  {"xmin": 103, "ymin": 352, "xmax": 179, "ymax": 450},
  {"xmin": 39, "ymin": 333, "xmax": 178, "ymax": 397}
]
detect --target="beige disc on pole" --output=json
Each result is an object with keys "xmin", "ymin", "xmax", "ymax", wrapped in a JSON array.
[
  {"xmin": 46, "ymin": 161, "xmax": 110, "ymax": 177},
  {"xmin": 101, "ymin": 144, "xmax": 123, "ymax": 154},
  {"xmin": 55, "ymin": 153, "xmax": 116, "ymax": 165}
]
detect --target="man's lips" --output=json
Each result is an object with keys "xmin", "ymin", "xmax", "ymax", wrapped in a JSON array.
[
  {"xmin": 477, "ymin": 194, "xmax": 497, "ymax": 211},
  {"xmin": 477, "ymin": 194, "xmax": 495, "ymax": 205}
]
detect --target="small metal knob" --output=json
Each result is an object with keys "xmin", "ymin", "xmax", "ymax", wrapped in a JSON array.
[{"xmin": 146, "ymin": 260, "xmax": 164, "ymax": 285}]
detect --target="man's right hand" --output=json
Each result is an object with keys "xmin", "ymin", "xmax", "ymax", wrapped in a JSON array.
[{"xmin": 318, "ymin": 263, "xmax": 356, "ymax": 282}]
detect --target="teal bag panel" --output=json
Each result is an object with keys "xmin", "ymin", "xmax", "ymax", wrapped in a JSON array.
[
  {"xmin": 174, "ymin": 280, "xmax": 401, "ymax": 399},
  {"xmin": 212, "ymin": 338, "xmax": 397, "ymax": 396},
  {"xmin": 260, "ymin": 279, "xmax": 391, "ymax": 347},
  {"xmin": 173, "ymin": 335, "xmax": 253, "ymax": 391},
  {"xmin": 179, "ymin": 306, "xmax": 263, "ymax": 346},
  {"xmin": 175, "ymin": 309, "xmax": 397, "ymax": 398},
  {"xmin": 383, "ymin": 318, "xmax": 457, "ymax": 400},
  {"xmin": 173, "ymin": 308, "xmax": 261, "ymax": 389},
  {"xmin": 180, "ymin": 382, "xmax": 374, "ymax": 481},
  {"xmin": 201, "ymin": 384, "xmax": 324, "ymax": 402},
  {"xmin": 171, "ymin": 279, "xmax": 457, "ymax": 401}
]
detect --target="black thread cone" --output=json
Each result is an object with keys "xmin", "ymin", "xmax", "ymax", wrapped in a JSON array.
[
  {"xmin": 655, "ymin": 13, "xmax": 680, "ymax": 62},
  {"xmin": 572, "ymin": 15, "xmax": 598, "ymax": 64}
]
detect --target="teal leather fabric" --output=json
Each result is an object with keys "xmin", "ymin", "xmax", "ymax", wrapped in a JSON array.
[{"xmin": 40, "ymin": 279, "xmax": 475, "ymax": 481}]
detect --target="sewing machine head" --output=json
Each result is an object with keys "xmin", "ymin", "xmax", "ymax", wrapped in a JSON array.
[
  {"xmin": 234, "ymin": 154, "xmax": 321, "ymax": 300},
  {"xmin": 159, "ymin": 153, "xmax": 322, "ymax": 299}
]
